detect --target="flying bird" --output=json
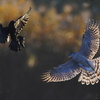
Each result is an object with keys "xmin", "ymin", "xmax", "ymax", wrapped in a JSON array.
[
  {"xmin": 0, "ymin": 7, "xmax": 31, "ymax": 52},
  {"xmin": 42, "ymin": 20, "xmax": 100, "ymax": 85}
]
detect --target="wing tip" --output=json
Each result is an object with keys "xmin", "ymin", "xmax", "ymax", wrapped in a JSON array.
[
  {"xmin": 88, "ymin": 19, "xmax": 99, "ymax": 27},
  {"xmin": 85, "ymin": 19, "xmax": 99, "ymax": 36},
  {"xmin": 27, "ymin": 6, "xmax": 32, "ymax": 13},
  {"xmin": 41, "ymin": 71, "xmax": 52, "ymax": 82}
]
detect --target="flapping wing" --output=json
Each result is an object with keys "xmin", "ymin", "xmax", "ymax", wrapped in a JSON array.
[
  {"xmin": 42, "ymin": 60, "xmax": 81, "ymax": 82},
  {"xmin": 14, "ymin": 7, "xmax": 31, "ymax": 34},
  {"xmin": 79, "ymin": 20, "xmax": 99, "ymax": 59},
  {"xmin": 78, "ymin": 57, "xmax": 100, "ymax": 85}
]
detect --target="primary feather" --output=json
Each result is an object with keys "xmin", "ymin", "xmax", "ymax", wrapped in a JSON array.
[{"xmin": 14, "ymin": 7, "xmax": 31, "ymax": 34}]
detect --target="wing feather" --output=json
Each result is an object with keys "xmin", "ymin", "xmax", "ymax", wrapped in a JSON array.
[
  {"xmin": 14, "ymin": 7, "xmax": 31, "ymax": 34},
  {"xmin": 42, "ymin": 60, "xmax": 81, "ymax": 82},
  {"xmin": 0, "ymin": 27, "xmax": 9, "ymax": 43},
  {"xmin": 79, "ymin": 20, "xmax": 99, "ymax": 59}
]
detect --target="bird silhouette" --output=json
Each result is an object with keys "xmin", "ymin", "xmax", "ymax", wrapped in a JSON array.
[
  {"xmin": 42, "ymin": 20, "xmax": 100, "ymax": 85},
  {"xmin": 0, "ymin": 7, "xmax": 31, "ymax": 52}
]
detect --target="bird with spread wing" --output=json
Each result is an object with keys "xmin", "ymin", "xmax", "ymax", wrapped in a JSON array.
[
  {"xmin": 42, "ymin": 20, "xmax": 100, "ymax": 85},
  {"xmin": 0, "ymin": 7, "xmax": 31, "ymax": 52}
]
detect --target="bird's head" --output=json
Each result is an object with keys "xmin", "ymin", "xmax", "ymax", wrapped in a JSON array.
[
  {"xmin": 9, "ymin": 21, "xmax": 15, "ymax": 27},
  {"xmin": 68, "ymin": 52, "xmax": 76, "ymax": 58}
]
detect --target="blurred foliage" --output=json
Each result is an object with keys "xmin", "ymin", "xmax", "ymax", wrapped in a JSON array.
[{"xmin": 0, "ymin": 0, "xmax": 100, "ymax": 100}]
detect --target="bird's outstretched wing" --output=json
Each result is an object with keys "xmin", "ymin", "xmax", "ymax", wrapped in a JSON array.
[
  {"xmin": 42, "ymin": 60, "xmax": 81, "ymax": 82},
  {"xmin": 14, "ymin": 7, "xmax": 31, "ymax": 34},
  {"xmin": 79, "ymin": 20, "xmax": 99, "ymax": 59},
  {"xmin": 78, "ymin": 57, "xmax": 100, "ymax": 85}
]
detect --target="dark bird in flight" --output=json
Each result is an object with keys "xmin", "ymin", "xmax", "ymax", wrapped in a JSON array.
[
  {"xmin": 42, "ymin": 20, "xmax": 100, "ymax": 85},
  {"xmin": 0, "ymin": 7, "xmax": 31, "ymax": 52}
]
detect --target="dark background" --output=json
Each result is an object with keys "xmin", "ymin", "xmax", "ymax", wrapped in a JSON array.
[{"xmin": 0, "ymin": 0, "xmax": 100, "ymax": 100}]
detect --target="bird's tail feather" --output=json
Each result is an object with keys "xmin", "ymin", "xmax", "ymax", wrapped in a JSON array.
[
  {"xmin": 9, "ymin": 40, "xmax": 21, "ymax": 52},
  {"xmin": 78, "ymin": 57, "xmax": 100, "ymax": 85}
]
